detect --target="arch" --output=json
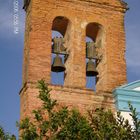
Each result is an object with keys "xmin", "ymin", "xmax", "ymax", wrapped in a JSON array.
[
  {"xmin": 86, "ymin": 22, "xmax": 104, "ymax": 42},
  {"xmin": 51, "ymin": 16, "xmax": 71, "ymax": 86},
  {"xmin": 85, "ymin": 22, "xmax": 105, "ymax": 90},
  {"xmin": 52, "ymin": 16, "xmax": 71, "ymax": 36}
]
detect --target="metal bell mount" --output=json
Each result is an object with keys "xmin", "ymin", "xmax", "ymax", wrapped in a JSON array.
[
  {"xmin": 52, "ymin": 37, "xmax": 67, "ymax": 55},
  {"xmin": 86, "ymin": 42, "xmax": 98, "ymax": 59}
]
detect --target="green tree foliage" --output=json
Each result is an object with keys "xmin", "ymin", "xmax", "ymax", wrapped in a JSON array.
[
  {"xmin": 16, "ymin": 80, "xmax": 140, "ymax": 140},
  {"xmin": 88, "ymin": 109, "xmax": 134, "ymax": 140},
  {"xmin": 0, "ymin": 126, "xmax": 16, "ymax": 140},
  {"xmin": 18, "ymin": 80, "xmax": 94, "ymax": 140},
  {"xmin": 129, "ymin": 103, "xmax": 140, "ymax": 140}
]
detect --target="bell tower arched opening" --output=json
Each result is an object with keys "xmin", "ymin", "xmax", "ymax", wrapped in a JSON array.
[
  {"xmin": 86, "ymin": 36, "xmax": 96, "ymax": 90},
  {"xmin": 51, "ymin": 16, "xmax": 70, "ymax": 86},
  {"xmin": 85, "ymin": 22, "xmax": 104, "ymax": 91}
]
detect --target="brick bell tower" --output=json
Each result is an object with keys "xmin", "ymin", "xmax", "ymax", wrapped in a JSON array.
[{"xmin": 20, "ymin": 0, "xmax": 128, "ymax": 119}]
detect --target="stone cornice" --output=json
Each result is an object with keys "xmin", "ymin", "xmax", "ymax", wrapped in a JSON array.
[
  {"xmin": 64, "ymin": 0, "xmax": 128, "ymax": 12},
  {"xmin": 19, "ymin": 82, "xmax": 113, "ymax": 97},
  {"xmin": 23, "ymin": 0, "xmax": 128, "ymax": 13},
  {"xmin": 23, "ymin": 0, "xmax": 31, "ymax": 11}
]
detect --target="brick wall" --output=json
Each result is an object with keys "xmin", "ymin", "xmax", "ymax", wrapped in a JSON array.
[{"xmin": 20, "ymin": 0, "xmax": 127, "ymax": 120}]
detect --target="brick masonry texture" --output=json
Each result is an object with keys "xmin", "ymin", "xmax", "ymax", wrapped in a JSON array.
[{"xmin": 20, "ymin": 0, "xmax": 127, "ymax": 120}]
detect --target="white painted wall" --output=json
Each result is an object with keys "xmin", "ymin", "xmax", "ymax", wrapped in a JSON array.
[
  {"xmin": 120, "ymin": 111, "xmax": 134, "ymax": 126},
  {"xmin": 133, "ymin": 87, "xmax": 140, "ymax": 91}
]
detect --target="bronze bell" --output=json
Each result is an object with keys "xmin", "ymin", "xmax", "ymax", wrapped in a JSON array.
[
  {"xmin": 51, "ymin": 55, "xmax": 65, "ymax": 72},
  {"xmin": 86, "ymin": 42, "xmax": 98, "ymax": 59},
  {"xmin": 86, "ymin": 59, "xmax": 98, "ymax": 77}
]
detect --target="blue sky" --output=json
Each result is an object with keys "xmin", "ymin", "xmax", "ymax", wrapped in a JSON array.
[{"xmin": 0, "ymin": 0, "xmax": 140, "ymax": 137}]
